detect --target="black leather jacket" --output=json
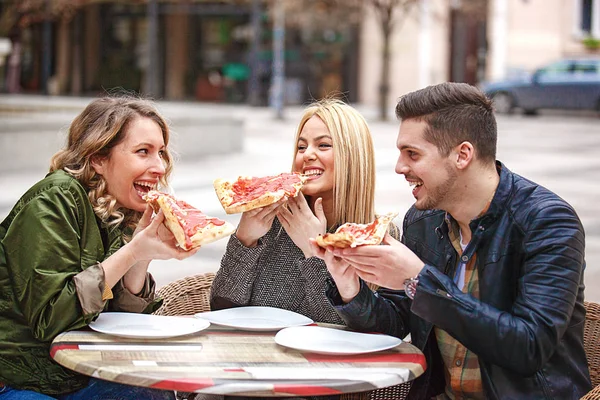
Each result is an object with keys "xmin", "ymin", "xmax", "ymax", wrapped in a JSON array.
[{"xmin": 328, "ymin": 162, "xmax": 591, "ymax": 399}]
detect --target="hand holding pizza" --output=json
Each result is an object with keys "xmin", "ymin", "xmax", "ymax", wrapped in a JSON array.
[
  {"xmin": 213, "ymin": 172, "xmax": 308, "ymax": 248},
  {"xmin": 128, "ymin": 210, "xmax": 199, "ymax": 262},
  {"xmin": 309, "ymin": 238, "xmax": 361, "ymax": 303},
  {"xmin": 132, "ymin": 205, "xmax": 175, "ymax": 243},
  {"xmin": 331, "ymin": 233, "xmax": 425, "ymax": 290},
  {"xmin": 235, "ymin": 199, "xmax": 285, "ymax": 247},
  {"xmin": 123, "ymin": 204, "xmax": 188, "ymax": 293},
  {"xmin": 132, "ymin": 205, "xmax": 154, "ymax": 239},
  {"xmin": 145, "ymin": 191, "xmax": 235, "ymax": 250},
  {"xmin": 277, "ymin": 194, "xmax": 327, "ymax": 258}
]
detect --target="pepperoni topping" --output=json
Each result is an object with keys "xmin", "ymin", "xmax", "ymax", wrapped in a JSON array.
[
  {"xmin": 147, "ymin": 192, "xmax": 226, "ymax": 246},
  {"xmin": 337, "ymin": 219, "xmax": 378, "ymax": 241},
  {"xmin": 231, "ymin": 173, "xmax": 302, "ymax": 205}
]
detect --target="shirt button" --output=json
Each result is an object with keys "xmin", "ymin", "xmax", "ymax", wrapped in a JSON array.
[
  {"xmin": 461, "ymin": 255, "xmax": 468, "ymax": 262},
  {"xmin": 455, "ymin": 359, "xmax": 462, "ymax": 367}
]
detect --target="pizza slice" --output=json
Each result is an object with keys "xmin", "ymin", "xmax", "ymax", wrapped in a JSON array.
[
  {"xmin": 315, "ymin": 212, "xmax": 398, "ymax": 249},
  {"xmin": 144, "ymin": 190, "xmax": 235, "ymax": 251},
  {"xmin": 213, "ymin": 172, "xmax": 307, "ymax": 214}
]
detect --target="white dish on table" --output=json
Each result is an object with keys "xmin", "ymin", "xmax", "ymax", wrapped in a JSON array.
[
  {"xmin": 195, "ymin": 306, "xmax": 313, "ymax": 331},
  {"xmin": 89, "ymin": 312, "xmax": 210, "ymax": 339},
  {"xmin": 274, "ymin": 325, "xmax": 402, "ymax": 355}
]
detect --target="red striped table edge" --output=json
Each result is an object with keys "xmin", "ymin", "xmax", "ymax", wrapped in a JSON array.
[{"xmin": 51, "ymin": 325, "xmax": 426, "ymax": 397}]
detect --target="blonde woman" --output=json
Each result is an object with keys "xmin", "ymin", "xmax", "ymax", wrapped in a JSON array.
[
  {"xmin": 211, "ymin": 99, "xmax": 397, "ymax": 324},
  {"xmin": 0, "ymin": 96, "xmax": 195, "ymax": 399}
]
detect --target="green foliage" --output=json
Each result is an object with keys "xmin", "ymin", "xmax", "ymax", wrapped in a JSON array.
[{"xmin": 582, "ymin": 36, "xmax": 600, "ymax": 50}]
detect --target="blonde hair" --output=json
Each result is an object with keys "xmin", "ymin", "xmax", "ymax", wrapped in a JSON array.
[
  {"xmin": 291, "ymin": 99, "xmax": 376, "ymax": 228},
  {"xmin": 50, "ymin": 95, "xmax": 173, "ymax": 232}
]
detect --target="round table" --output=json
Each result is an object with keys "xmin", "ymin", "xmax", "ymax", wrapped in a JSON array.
[{"xmin": 50, "ymin": 324, "xmax": 426, "ymax": 397}]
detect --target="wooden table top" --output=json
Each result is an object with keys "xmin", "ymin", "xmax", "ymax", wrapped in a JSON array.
[{"xmin": 50, "ymin": 324, "xmax": 426, "ymax": 397}]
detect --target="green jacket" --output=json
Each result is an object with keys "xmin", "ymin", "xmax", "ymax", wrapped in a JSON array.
[{"xmin": 0, "ymin": 170, "xmax": 160, "ymax": 395}]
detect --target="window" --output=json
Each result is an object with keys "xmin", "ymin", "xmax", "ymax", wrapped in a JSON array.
[
  {"xmin": 573, "ymin": 60, "xmax": 600, "ymax": 74},
  {"xmin": 577, "ymin": 0, "xmax": 599, "ymax": 37},
  {"xmin": 541, "ymin": 61, "xmax": 572, "ymax": 74},
  {"xmin": 536, "ymin": 61, "xmax": 573, "ymax": 84},
  {"xmin": 582, "ymin": 0, "xmax": 592, "ymax": 32}
]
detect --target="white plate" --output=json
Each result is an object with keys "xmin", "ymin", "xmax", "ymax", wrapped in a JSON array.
[
  {"xmin": 275, "ymin": 326, "xmax": 402, "ymax": 355},
  {"xmin": 89, "ymin": 312, "xmax": 211, "ymax": 339},
  {"xmin": 194, "ymin": 306, "xmax": 313, "ymax": 331}
]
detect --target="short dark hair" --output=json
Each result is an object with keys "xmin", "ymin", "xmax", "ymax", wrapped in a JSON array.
[{"xmin": 395, "ymin": 82, "xmax": 497, "ymax": 163}]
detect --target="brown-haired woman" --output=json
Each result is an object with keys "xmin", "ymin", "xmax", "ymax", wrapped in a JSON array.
[{"xmin": 0, "ymin": 96, "xmax": 195, "ymax": 399}]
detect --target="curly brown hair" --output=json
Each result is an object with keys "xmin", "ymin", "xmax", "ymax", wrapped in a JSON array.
[{"xmin": 49, "ymin": 95, "xmax": 174, "ymax": 233}]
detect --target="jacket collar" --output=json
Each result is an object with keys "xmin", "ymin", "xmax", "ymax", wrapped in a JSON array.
[{"xmin": 482, "ymin": 160, "xmax": 513, "ymax": 220}]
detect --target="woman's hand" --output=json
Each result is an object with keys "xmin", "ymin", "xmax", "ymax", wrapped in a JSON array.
[
  {"xmin": 132, "ymin": 205, "xmax": 153, "ymax": 239},
  {"xmin": 124, "ymin": 205, "xmax": 154, "ymax": 291},
  {"xmin": 128, "ymin": 210, "xmax": 199, "ymax": 262},
  {"xmin": 309, "ymin": 239, "xmax": 361, "ymax": 303},
  {"xmin": 103, "ymin": 210, "xmax": 198, "ymax": 291},
  {"xmin": 235, "ymin": 200, "xmax": 285, "ymax": 248},
  {"xmin": 278, "ymin": 193, "xmax": 327, "ymax": 258}
]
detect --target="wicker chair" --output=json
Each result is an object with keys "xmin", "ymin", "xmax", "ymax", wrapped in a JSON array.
[
  {"xmin": 340, "ymin": 383, "xmax": 411, "ymax": 400},
  {"xmin": 153, "ymin": 272, "xmax": 216, "ymax": 316},
  {"xmin": 582, "ymin": 301, "xmax": 600, "ymax": 400}
]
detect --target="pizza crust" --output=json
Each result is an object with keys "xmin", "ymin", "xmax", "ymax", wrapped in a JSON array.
[
  {"xmin": 188, "ymin": 219, "xmax": 235, "ymax": 248},
  {"xmin": 154, "ymin": 194, "xmax": 189, "ymax": 248},
  {"xmin": 146, "ymin": 191, "xmax": 235, "ymax": 251},
  {"xmin": 315, "ymin": 232, "xmax": 354, "ymax": 248},
  {"xmin": 315, "ymin": 212, "xmax": 398, "ymax": 249},
  {"xmin": 213, "ymin": 174, "xmax": 306, "ymax": 214},
  {"xmin": 213, "ymin": 178, "xmax": 235, "ymax": 211}
]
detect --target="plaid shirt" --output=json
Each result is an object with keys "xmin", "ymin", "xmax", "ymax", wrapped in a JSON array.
[{"xmin": 433, "ymin": 214, "xmax": 485, "ymax": 400}]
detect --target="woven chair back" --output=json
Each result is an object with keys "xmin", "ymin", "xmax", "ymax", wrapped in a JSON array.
[
  {"xmin": 339, "ymin": 380, "xmax": 411, "ymax": 399},
  {"xmin": 585, "ymin": 301, "xmax": 600, "ymax": 388},
  {"xmin": 154, "ymin": 272, "xmax": 216, "ymax": 316}
]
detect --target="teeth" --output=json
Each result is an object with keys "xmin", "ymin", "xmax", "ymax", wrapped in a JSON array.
[
  {"xmin": 408, "ymin": 181, "xmax": 423, "ymax": 187},
  {"xmin": 134, "ymin": 181, "xmax": 157, "ymax": 190},
  {"xmin": 304, "ymin": 169, "xmax": 323, "ymax": 177}
]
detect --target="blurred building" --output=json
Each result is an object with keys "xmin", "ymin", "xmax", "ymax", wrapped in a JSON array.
[
  {"xmin": 0, "ymin": 0, "xmax": 360, "ymax": 105},
  {"xmin": 360, "ymin": 0, "xmax": 599, "ymax": 110},
  {"xmin": 0, "ymin": 0, "xmax": 598, "ymax": 107}
]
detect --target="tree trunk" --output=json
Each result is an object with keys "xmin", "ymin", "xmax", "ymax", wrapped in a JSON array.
[
  {"xmin": 6, "ymin": 37, "xmax": 22, "ymax": 94},
  {"xmin": 379, "ymin": 26, "xmax": 391, "ymax": 121}
]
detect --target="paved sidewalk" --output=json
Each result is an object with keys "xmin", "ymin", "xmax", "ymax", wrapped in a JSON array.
[{"xmin": 1, "ymin": 95, "xmax": 599, "ymax": 302}]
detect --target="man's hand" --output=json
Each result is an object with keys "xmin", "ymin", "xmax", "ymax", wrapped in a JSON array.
[
  {"xmin": 309, "ymin": 239, "xmax": 360, "ymax": 303},
  {"xmin": 331, "ymin": 233, "xmax": 425, "ymax": 290},
  {"xmin": 278, "ymin": 194, "xmax": 327, "ymax": 258}
]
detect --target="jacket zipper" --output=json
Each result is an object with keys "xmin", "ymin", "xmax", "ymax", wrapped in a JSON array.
[{"xmin": 535, "ymin": 370, "xmax": 552, "ymax": 399}]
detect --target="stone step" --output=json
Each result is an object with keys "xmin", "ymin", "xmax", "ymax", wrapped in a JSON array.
[{"xmin": 0, "ymin": 99, "xmax": 244, "ymax": 173}]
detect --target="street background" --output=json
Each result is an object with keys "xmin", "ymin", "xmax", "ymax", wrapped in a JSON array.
[{"xmin": 1, "ymin": 95, "xmax": 599, "ymax": 302}]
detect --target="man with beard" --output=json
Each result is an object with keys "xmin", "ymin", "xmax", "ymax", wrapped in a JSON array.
[{"xmin": 310, "ymin": 82, "xmax": 591, "ymax": 399}]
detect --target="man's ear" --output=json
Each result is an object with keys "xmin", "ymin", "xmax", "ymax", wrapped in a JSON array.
[
  {"xmin": 90, "ymin": 155, "xmax": 105, "ymax": 175},
  {"xmin": 455, "ymin": 141, "xmax": 474, "ymax": 170}
]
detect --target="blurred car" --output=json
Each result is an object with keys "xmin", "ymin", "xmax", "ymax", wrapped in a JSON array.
[{"xmin": 480, "ymin": 58, "xmax": 600, "ymax": 115}]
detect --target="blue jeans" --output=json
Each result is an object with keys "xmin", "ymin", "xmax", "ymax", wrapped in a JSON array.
[{"xmin": 0, "ymin": 378, "xmax": 175, "ymax": 399}]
